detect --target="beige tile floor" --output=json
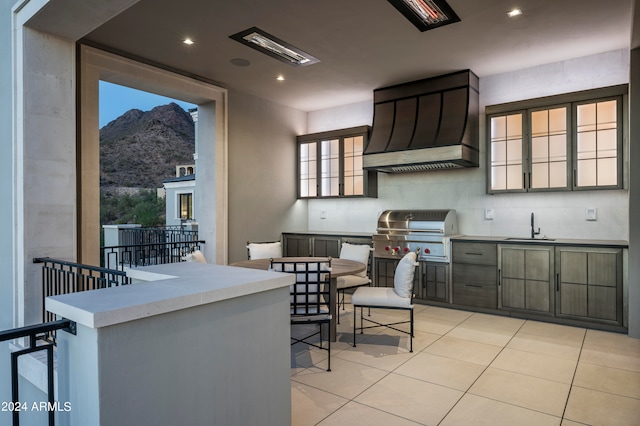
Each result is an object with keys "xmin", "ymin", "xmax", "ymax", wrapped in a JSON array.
[{"xmin": 290, "ymin": 302, "xmax": 640, "ymax": 426}]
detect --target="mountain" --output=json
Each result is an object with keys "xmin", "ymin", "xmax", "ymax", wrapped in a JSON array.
[{"xmin": 100, "ymin": 102, "xmax": 195, "ymax": 189}]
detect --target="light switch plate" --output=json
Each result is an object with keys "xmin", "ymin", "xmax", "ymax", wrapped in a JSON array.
[
  {"xmin": 484, "ymin": 208, "xmax": 494, "ymax": 220},
  {"xmin": 320, "ymin": 210, "xmax": 326, "ymax": 219},
  {"xmin": 586, "ymin": 207, "xmax": 597, "ymax": 221}
]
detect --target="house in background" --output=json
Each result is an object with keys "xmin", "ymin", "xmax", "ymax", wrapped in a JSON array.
[
  {"xmin": 163, "ymin": 171, "xmax": 196, "ymax": 227},
  {"xmin": 163, "ymin": 105, "xmax": 199, "ymax": 227}
]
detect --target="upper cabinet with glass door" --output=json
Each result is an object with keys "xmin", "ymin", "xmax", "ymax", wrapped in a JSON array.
[
  {"xmin": 487, "ymin": 86, "xmax": 625, "ymax": 194},
  {"xmin": 297, "ymin": 126, "xmax": 377, "ymax": 199}
]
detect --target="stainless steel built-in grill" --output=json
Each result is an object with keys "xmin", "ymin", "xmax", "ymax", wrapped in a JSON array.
[{"xmin": 373, "ymin": 209, "xmax": 459, "ymax": 263}]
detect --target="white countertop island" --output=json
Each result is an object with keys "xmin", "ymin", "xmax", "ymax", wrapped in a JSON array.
[{"xmin": 46, "ymin": 262, "xmax": 295, "ymax": 426}]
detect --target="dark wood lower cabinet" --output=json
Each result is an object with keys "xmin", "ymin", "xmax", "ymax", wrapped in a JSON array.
[
  {"xmin": 375, "ymin": 258, "xmax": 449, "ymax": 303},
  {"xmin": 556, "ymin": 247, "xmax": 622, "ymax": 324},
  {"xmin": 282, "ymin": 232, "xmax": 372, "ymax": 273},
  {"xmin": 452, "ymin": 264, "xmax": 497, "ymax": 309},
  {"xmin": 452, "ymin": 242, "xmax": 498, "ymax": 309},
  {"xmin": 450, "ymin": 241, "xmax": 625, "ymax": 330},
  {"xmin": 498, "ymin": 245, "xmax": 554, "ymax": 315}
]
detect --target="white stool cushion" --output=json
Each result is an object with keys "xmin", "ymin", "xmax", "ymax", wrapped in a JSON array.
[
  {"xmin": 247, "ymin": 241, "xmax": 282, "ymax": 260},
  {"xmin": 351, "ymin": 286, "xmax": 413, "ymax": 309},
  {"xmin": 336, "ymin": 274, "xmax": 370, "ymax": 290},
  {"xmin": 339, "ymin": 242, "xmax": 371, "ymax": 277},
  {"xmin": 394, "ymin": 251, "xmax": 418, "ymax": 298}
]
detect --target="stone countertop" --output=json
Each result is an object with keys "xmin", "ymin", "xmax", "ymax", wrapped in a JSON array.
[
  {"xmin": 451, "ymin": 235, "xmax": 628, "ymax": 248},
  {"xmin": 45, "ymin": 262, "xmax": 295, "ymax": 329}
]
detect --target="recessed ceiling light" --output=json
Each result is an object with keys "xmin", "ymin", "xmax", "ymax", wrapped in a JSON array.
[
  {"xmin": 276, "ymin": 75, "xmax": 285, "ymax": 81},
  {"xmin": 387, "ymin": 0, "xmax": 460, "ymax": 32},
  {"xmin": 507, "ymin": 8, "xmax": 522, "ymax": 17},
  {"xmin": 230, "ymin": 27, "xmax": 320, "ymax": 67},
  {"xmin": 183, "ymin": 38, "xmax": 194, "ymax": 45}
]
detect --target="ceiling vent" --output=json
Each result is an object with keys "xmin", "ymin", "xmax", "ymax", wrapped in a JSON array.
[
  {"xmin": 230, "ymin": 27, "xmax": 319, "ymax": 66},
  {"xmin": 388, "ymin": 0, "xmax": 460, "ymax": 32},
  {"xmin": 363, "ymin": 70, "xmax": 479, "ymax": 173}
]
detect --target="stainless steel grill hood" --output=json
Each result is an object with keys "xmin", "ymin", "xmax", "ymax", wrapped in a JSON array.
[{"xmin": 363, "ymin": 70, "xmax": 479, "ymax": 173}]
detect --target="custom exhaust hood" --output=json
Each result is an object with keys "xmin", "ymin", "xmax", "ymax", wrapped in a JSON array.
[{"xmin": 363, "ymin": 70, "xmax": 479, "ymax": 173}]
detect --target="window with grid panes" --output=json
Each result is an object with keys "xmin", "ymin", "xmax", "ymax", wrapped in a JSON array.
[
  {"xmin": 297, "ymin": 126, "xmax": 377, "ymax": 199},
  {"xmin": 178, "ymin": 193, "xmax": 193, "ymax": 219},
  {"xmin": 487, "ymin": 86, "xmax": 625, "ymax": 194}
]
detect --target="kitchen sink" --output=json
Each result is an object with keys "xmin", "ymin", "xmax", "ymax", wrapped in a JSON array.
[{"xmin": 504, "ymin": 237, "xmax": 555, "ymax": 242}]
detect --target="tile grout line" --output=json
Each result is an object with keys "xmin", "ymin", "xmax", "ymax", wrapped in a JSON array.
[
  {"xmin": 558, "ymin": 327, "xmax": 587, "ymax": 423},
  {"xmin": 435, "ymin": 315, "xmax": 530, "ymax": 425}
]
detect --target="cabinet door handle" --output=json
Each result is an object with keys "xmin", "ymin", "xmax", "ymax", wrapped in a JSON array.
[
  {"xmin": 465, "ymin": 284, "xmax": 483, "ymax": 288},
  {"xmin": 465, "ymin": 252, "xmax": 483, "ymax": 256},
  {"xmin": 556, "ymin": 273, "xmax": 559, "ymax": 292},
  {"xmin": 498, "ymin": 268, "xmax": 501, "ymax": 286}
]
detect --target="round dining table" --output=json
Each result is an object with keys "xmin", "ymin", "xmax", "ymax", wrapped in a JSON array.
[{"xmin": 230, "ymin": 257, "xmax": 366, "ymax": 342}]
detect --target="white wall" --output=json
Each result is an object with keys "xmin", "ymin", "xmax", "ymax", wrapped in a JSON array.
[
  {"xmin": 227, "ymin": 89, "xmax": 308, "ymax": 262},
  {"xmin": 305, "ymin": 50, "xmax": 630, "ymax": 241}
]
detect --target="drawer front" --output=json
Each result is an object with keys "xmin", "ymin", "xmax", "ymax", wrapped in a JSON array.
[
  {"xmin": 452, "ymin": 263, "xmax": 497, "ymax": 309},
  {"xmin": 453, "ymin": 264, "xmax": 497, "ymax": 287},
  {"xmin": 453, "ymin": 242, "xmax": 497, "ymax": 265},
  {"xmin": 453, "ymin": 282, "xmax": 497, "ymax": 309}
]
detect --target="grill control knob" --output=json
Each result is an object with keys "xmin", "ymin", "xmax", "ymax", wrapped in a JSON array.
[
  {"xmin": 385, "ymin": 246, "xmax": 390, "ymax": 251},
  {"xmin": 424, "ymin": 248, "xmax": 431, "ymax": 254},
  {"xmin": 394, "ymin": 246, "xmax": 401, "ymax": 253},
  {"xmin": 403, "ymin": 247, "xmax": 410, "ymax": 252}
]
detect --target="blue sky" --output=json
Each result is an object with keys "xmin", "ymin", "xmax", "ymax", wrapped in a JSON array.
[{"xmin": 99, "ymin": 81, "xmax": 196, "ymax": 128}]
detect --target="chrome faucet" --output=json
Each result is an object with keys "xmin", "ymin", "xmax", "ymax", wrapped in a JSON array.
[{"xmin": 531, "ymin": 212, "xmax": 541, "ymax": 239}]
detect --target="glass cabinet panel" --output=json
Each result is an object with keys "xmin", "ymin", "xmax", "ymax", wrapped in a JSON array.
[
  {"xmin": 576, "ymin": 99, "xmax": 618, "ymax": 188},
  {"xmin": 299, "ymin": 142, "xmax": 317, "ymax": 197},
  {"xmin": 320, "ymin": 139, "xmax": 339, "ymax": 196},
  {"xmin": 490, "ymin": 113, "xmax": 523, "ymax": 191},
  {"xmin": 530, "ymin": 107, "xmax": 567, "ymax": 189},
  {"xmin": 343, "ymin": 136, "xmax": 364, "ymax": 196}
]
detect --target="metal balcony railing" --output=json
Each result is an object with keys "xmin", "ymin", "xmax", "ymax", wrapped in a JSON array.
[
  {"xmin": 33, "ymin": 257, "xmax": 131, "ymax": 326},
  {"xmin": 118, "ymin": 226, "xmax": 199, "ymax": 246},
  {"xmin": 0, "ymin": 319, "xmax": 75, "ymax": 426},
  {"xmin": 101, "ymin": 240, "xmax": 205, "ymax": 271}
]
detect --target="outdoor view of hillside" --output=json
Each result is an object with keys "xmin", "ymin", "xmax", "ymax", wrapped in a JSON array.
[{"xmin": 100, "ymin": 102, "xmax": 195, "ymax": 227}]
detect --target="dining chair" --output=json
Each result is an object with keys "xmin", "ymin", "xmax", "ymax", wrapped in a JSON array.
[
  {"xmin": 246, "ymin": 240, "xmax": 282, "ymax": 260},
  {"xmin": 351, "ymin": 249, "xmax": 419, "ymax": 352},
  {"xmin": 270, "ymin": 257, "xmax": 333, "ymax": 371},
  {"xmin": 336, "ymin": 242, "xmax": 372, "ymax": 323}
]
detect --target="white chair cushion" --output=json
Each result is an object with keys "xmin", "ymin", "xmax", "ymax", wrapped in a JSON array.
[
  {"xmin": 351, "ymin": 286, "xmax": 413, "ymax": 309},
  {"xmin": 394, "ymin": 251, "xmax": 418, "ymax": 298},
  {"xmin": 184, "ymin": 249, "xmax": 206, "ymax": 264},
  {"xmin": 247, "ymin": 241, "xmax": 282, "ymax": 260},
  {"xmin": 336, "ymin": 274, "xmax": 370, "ymax": 290},
  {"xmin": 339, "ymin": 242, "xmax": 371, "ymax": 277}
]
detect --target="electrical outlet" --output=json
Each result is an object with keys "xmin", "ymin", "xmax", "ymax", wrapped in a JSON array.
[
  {"xmin": 320, "ymin": 210, "xmax": 326, "ymax": 219},
  {"xmin": 586, "ymin": 207, "xmax": 597, "ymax": 221},
  {"xmin": 484, "ymin": 208, "xmax": 494, "ymax": 220}
]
